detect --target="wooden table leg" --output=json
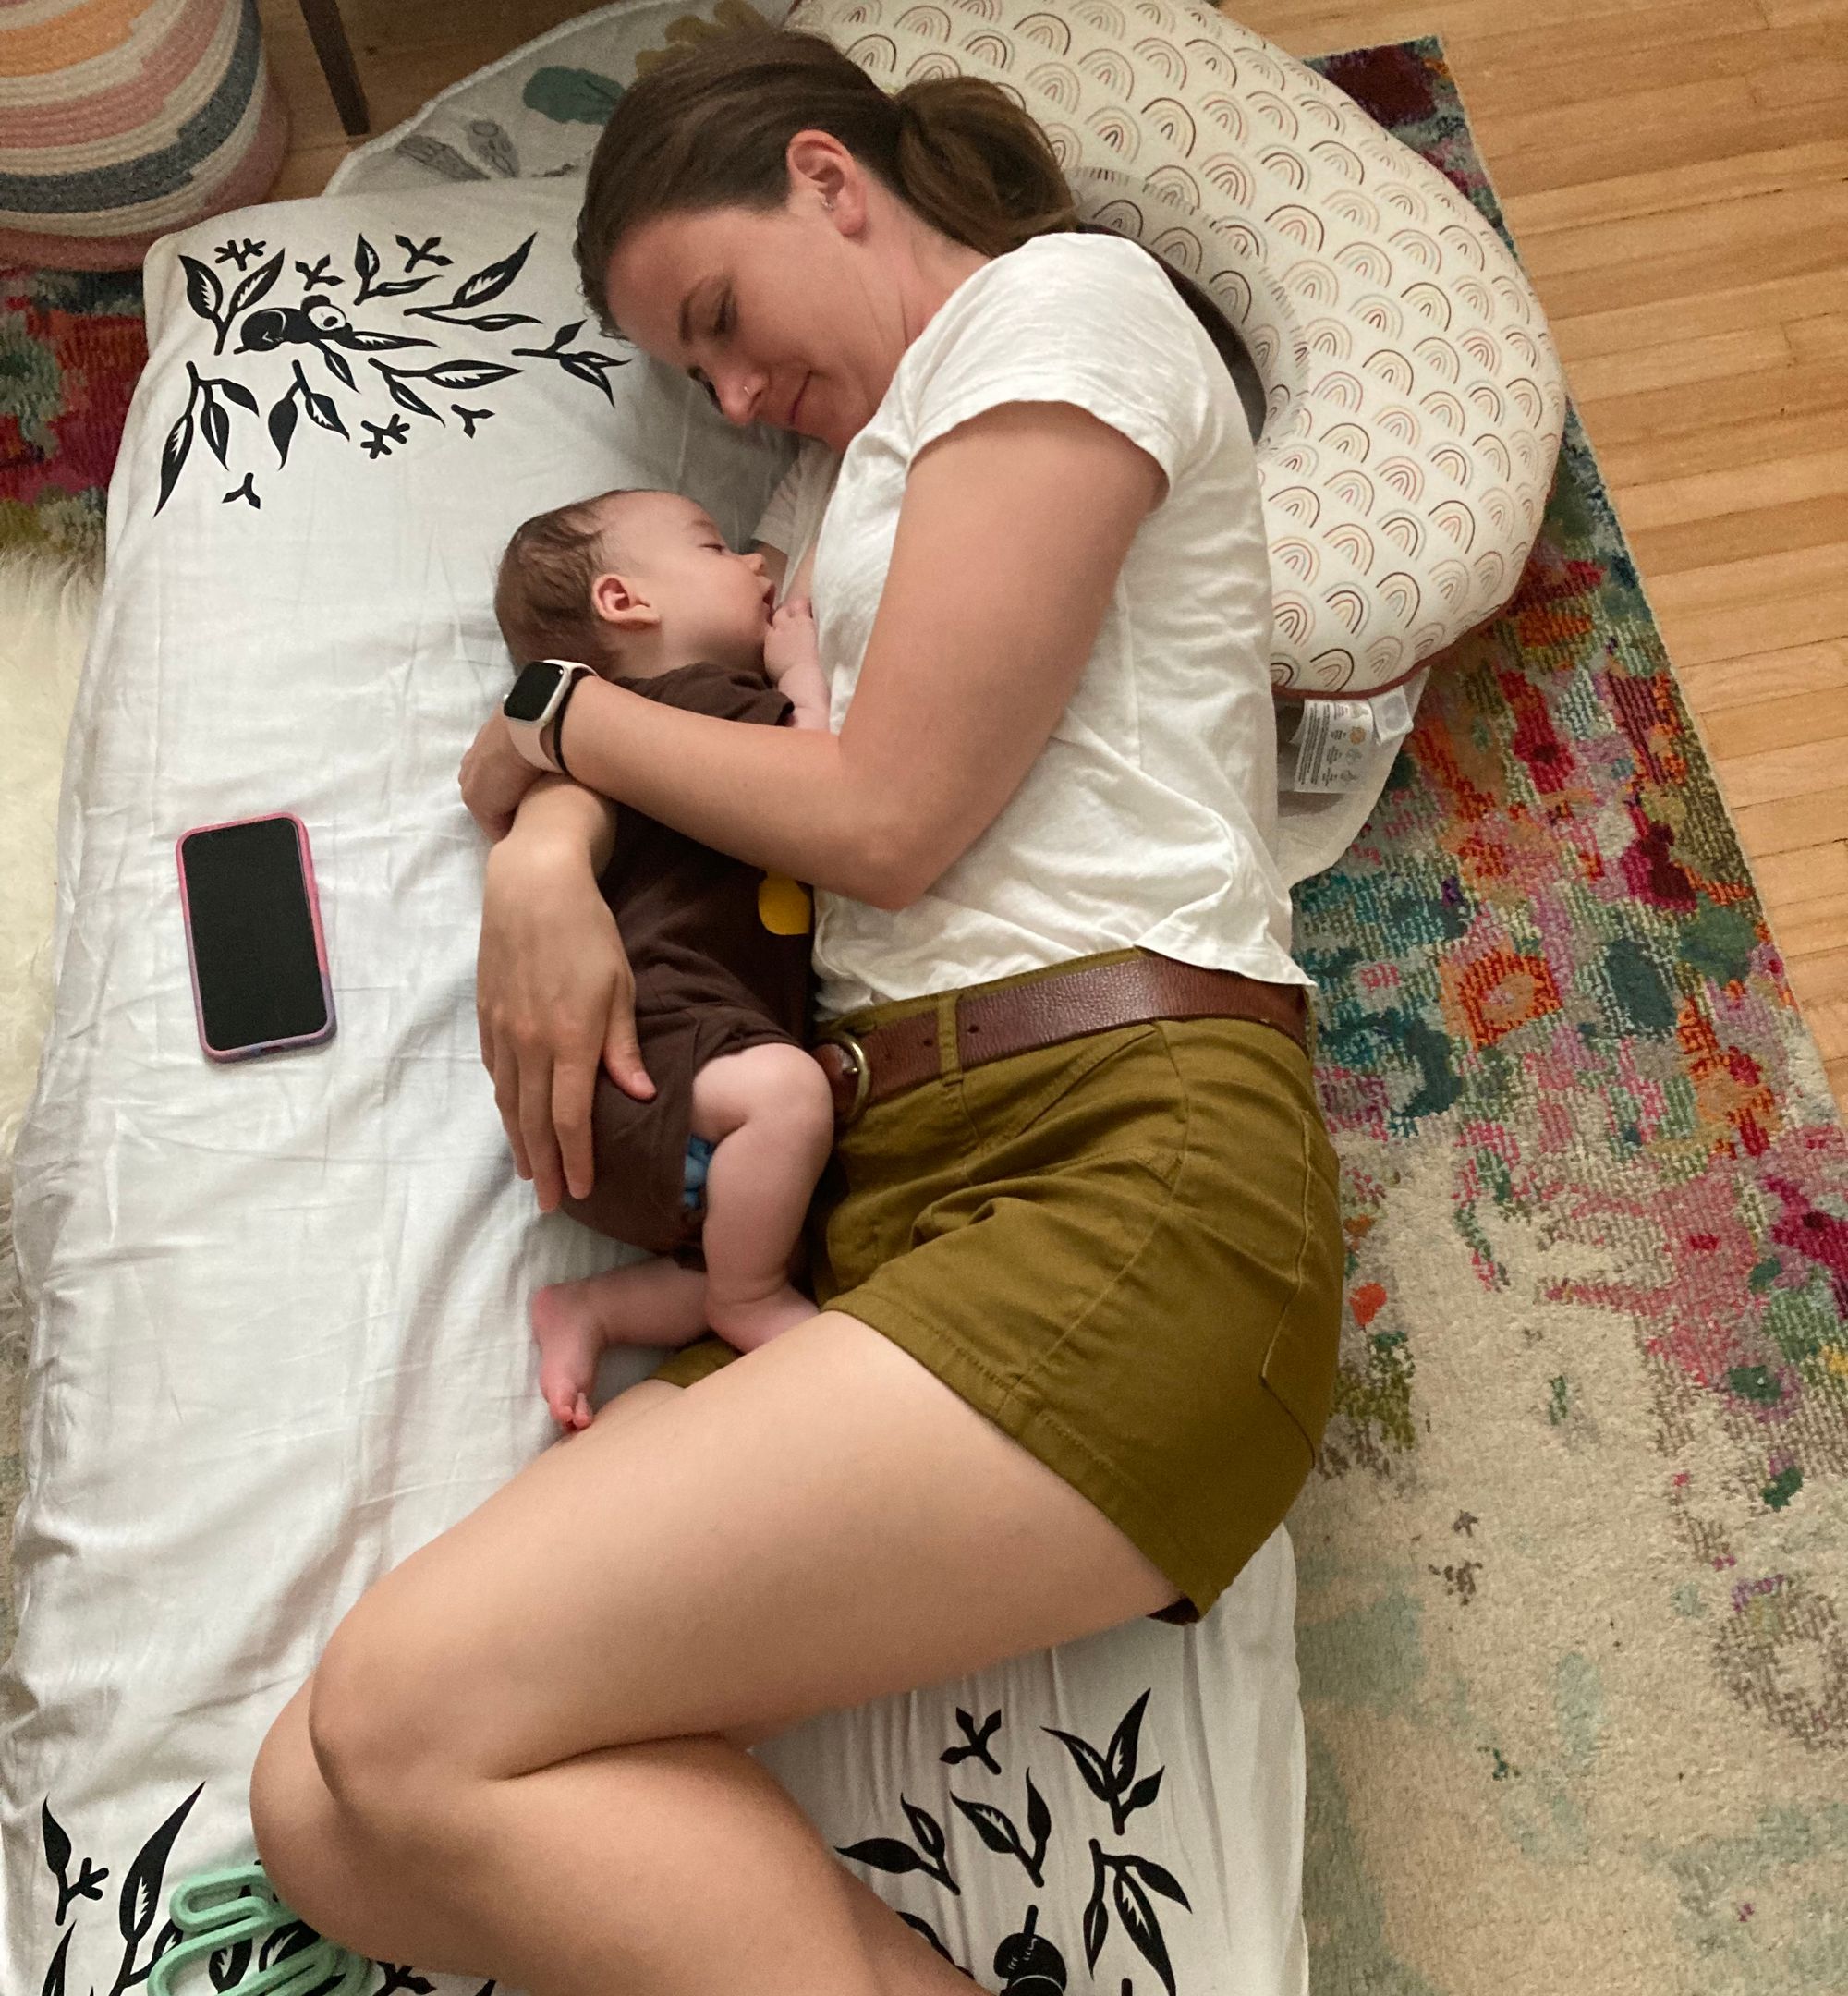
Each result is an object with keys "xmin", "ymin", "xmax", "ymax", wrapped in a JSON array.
[{"xmin": 298, "ymin": 0, "xmax": 371, "ymax": 137}]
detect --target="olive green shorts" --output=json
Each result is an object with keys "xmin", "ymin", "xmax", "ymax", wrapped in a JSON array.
[{"xmin": 648, "ymin": 946, "xmax": 1344, "ymax": 1625}]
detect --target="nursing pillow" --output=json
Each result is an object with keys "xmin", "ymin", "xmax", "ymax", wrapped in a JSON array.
[{"xmin": 786, "ymin": 0, "xmax": 1568, "ymax": 699}]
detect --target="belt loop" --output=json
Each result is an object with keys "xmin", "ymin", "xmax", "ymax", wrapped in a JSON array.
[{"xmin": 935, "ymin": 992, "xmax": 964, "ymax": 1082}]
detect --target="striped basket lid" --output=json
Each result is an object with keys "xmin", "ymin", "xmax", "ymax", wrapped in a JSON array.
[{"xmin": 0, "ymin": 0, "xmax": 288, "ymax": 272}]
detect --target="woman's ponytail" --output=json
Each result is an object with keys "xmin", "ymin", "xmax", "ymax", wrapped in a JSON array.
[
  {"xmin": 886, "ymin": 75, "xmax": 1079, "ymax": 255},
  {"xmin": 574, "ymin": 24, "xmax": 1257, "ymax": 428}
]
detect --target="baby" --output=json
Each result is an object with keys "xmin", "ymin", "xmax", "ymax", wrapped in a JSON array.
[{"xmin": 492, "ymin": 486, "xmax": 834, "ymax": 1433}]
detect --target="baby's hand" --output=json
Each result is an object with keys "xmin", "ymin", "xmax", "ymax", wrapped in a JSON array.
[{"xmin": 763, "ymin": 597, "xmax": 818, "ymax": 685}]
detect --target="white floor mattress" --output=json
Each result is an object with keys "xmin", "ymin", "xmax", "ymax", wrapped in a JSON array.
[{"xmin": 4, "ymin": 174, "xmax": 1319, "ymax": 1996}]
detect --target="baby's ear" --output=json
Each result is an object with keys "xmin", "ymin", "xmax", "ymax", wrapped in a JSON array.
[{"xmin": 591, "ymin": 570, "xmax": 659, "ymax": 629}]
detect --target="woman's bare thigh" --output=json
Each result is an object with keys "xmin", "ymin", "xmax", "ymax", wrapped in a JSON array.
[{"xmin": 298, "ymin": 1311, "xmax": 1176, "ymax": 1813}]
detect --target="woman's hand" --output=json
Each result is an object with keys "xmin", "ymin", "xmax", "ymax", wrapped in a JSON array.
[
  {"xmin": 459, "ymin": 708, "xmax": 545, "ymax": 843},
  {"xmin": 476, "ymin": 791, "xmax": 655, "ymax": 1211}
]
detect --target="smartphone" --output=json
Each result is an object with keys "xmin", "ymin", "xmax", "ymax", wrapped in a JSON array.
[{"xmin": 176, "ymin": 813, "xmax": 335, "ymax": 1062}]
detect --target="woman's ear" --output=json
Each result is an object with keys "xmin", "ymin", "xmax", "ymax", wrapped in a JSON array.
[
  {"xmin": 591, "ymin": 570, "xmax": 661, "ymax": 631},
  {"xmin": 786, "ymin": 129, "xmax": 861, "ymax": 230}
]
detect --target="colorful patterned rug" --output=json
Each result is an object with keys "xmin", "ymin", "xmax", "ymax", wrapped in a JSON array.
[
  {"xmin": 1, "ymin": 266, "xmax": 146, "ymax": 560},
  {"xmin": 1290, "ymin": 43, "xmax": 1848, "ymax": 1996},
  {"xmin": 3, "ymin": 22, "xmax": 1845, "ymax": 1996}
]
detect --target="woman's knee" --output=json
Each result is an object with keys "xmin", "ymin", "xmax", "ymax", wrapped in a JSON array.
[
  {"xmin": 301, "ymin": 1618, "xmax": 466, "ymax": 1840},
  {"xmin": 249, "ymin": 1684, "xmax": 310, "ymax": 1868},
  {"xmin": 249, "ymin": 1676, "xmax": 463, "ymax": 1965},
  {"xmin": 249, "ymin": 1682, "xmax": 360, "ymax": 1930}
]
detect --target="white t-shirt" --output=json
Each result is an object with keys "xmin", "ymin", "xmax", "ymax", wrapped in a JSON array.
[{"xmin": 752, "ymin": 230, "xmax": 1313, "ymax": 1023}]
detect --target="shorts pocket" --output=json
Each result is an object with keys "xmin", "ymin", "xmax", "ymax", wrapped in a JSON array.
[{"xmin": 960, "ymin": 1025, "xmax": 1189, "ymax": 1188}]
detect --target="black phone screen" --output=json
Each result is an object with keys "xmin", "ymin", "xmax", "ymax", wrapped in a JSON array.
[{"xmin": 178, "ymin": 817, "xmax": 331, "ymax": 1055}]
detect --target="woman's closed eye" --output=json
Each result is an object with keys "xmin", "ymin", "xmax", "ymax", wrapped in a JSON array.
[{"xmin": 688, "ymin": 294, "xmax": 733, "ymax": 409}]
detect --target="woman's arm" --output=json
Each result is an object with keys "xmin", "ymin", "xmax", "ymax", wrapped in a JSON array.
[
  {"xmin": 477, "ymin": 775, "xmax": 659, "ymax": 1211},
  {"xmin": 500, "ymin": 769, "xmax": 620, "ymax": 873},
  {"xmin": 549, "ymin": 402, "xmax": 1166, "ymax": 909}
]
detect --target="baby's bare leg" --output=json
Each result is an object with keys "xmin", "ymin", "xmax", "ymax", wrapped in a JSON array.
[{"xmin": 691, "ymin": 1041, "xmax": 834, "ymax": 1350}]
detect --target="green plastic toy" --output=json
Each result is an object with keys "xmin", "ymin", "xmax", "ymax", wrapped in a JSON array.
[{"xmin": 146, "ymin": 1864, "xmax": 372, "ymax": 1996}]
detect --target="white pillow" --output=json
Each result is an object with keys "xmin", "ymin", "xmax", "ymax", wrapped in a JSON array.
[{"xmin": 6, "ymin": 170, "xmax": 1315, "ymax": 1996}]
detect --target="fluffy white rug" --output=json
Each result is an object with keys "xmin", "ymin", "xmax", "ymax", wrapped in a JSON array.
[{"xmin": 0, "ymin": 542, "xmax": 99, "ymax": 1659}]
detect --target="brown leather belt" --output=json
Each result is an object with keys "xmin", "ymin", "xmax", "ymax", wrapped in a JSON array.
[{"xmin": 811, "ymin": 952, "xmax": 1310, "ymax": 1126}]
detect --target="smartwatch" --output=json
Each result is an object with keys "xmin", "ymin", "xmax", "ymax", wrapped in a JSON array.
[{"xmin": 503, "ymin": 660, "xmax": 597, "ymax": 777}]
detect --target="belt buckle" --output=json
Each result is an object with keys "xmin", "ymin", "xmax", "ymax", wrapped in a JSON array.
[{"xmin": 818, "ymin": 1026, "xmax": 872, "ymax": 1126}]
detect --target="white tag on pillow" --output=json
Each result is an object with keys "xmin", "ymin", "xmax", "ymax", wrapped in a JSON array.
[{"xmin": 1289, "ymin": 685, "xmax": 1416, "ymax": 793}]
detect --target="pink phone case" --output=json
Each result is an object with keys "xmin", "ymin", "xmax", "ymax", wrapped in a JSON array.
[{"xmin": 176, "ymin": 811, "xmax": 335, "ymax": 1064}]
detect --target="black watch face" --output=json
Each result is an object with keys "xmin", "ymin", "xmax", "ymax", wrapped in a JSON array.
[{"xmin": 505, "ymin": 661, "xmax": 565, "ymax": 722}]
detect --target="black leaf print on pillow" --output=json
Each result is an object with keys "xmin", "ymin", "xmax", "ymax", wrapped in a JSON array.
[
  {"xmin": 179, "ymin": 255, "xmax": 223, "ymax": 330},
  {"xmin": 511, "ymin": 321, "xmax": 631, "ymax": 404},
  {"xmin": 322, "ymin": 327, "xmax": 437, "ymax": 354},
  {"xmin": 107, "ymin": 1785, "xmax": 202, "ymax": 1996},
  {"xmin": 432, "ymin": 311, "xmax": 534, "ymax": 334},
  {"xmin": 368, "ymin": 358, "xmax": 520, "ymax": 422},
  {"xmin": 360, "ymin": 417, "xmax": 411, "ymax": 459},
  {"xmin": 942, "ymin": 1706, "xmax": 1004, "ymax": 1771},
  {"xmin": 1045, "ymin": 1686, "xmax": 1162, "ymax": 1835},
  {"xmin": 156, "ymin": 380, "xmax": 197, "ymax": 513},
  {"xmin": 1083, "ymin": 1843, "xmax": 1190, "ymax": 1996},
  {"xmin": 444, "ymin": 236, "xmax": 534, "ymax": 308},
  {"xmin": 413, "ymin": 360, "xmax": 520, "ymax": 393},
  {"xmin": 369, "ymin": 365, "xmax": 441, "ymax": 421},
  {"xmin": 836, "ymin": 1792, "xmax": 959, "ymax": 1894},
  {"xmin": 201, "ymin": 391, "xmax": 230, "ymax": 467},
  {"xmin": 41, "ymin": 1799, "xmax": 72, "ymax": 1913},
  {"xmin": 208, "ymin": 1929, "xmax": 254, "ymax": 1989},
  {"xmin": 353, "ymin": 234, "xmax": 440, "ymax": 306},
  {"xmin": 405, "ymin": 235, "xmax": 539, "ymax": 327},
  {"xmin": 177, "ymin": 249, "xmax": 289, "ymax": 356},
  {"xmin": 155, "ymin": 225, "xmax": 592, "ymax": 513},
  {"xmin": 256, "ymin": 1919, "xmax": 322, "ymax": 1979},
  {"xmin": 297, "ymin": 362, "xmax": 349, "ymax": 437},
  {"xmin": 157, "ymin": 363, "xmax": 254, "ymax": 508},
  {"xmin": 42, "ymin": 1800, "xmax": 107, "ymax": 1924},
  {"xmin": 952, "ymin": 1769, "xmax": 1053, "ymax": 1886},
  {"xmin": 221, "ymin": 251, "xmax": 286, "ymax": 350},
  {"xmin": 268, "ymin": 389, "xmax": 297, "ymax": 466},
  {"xmin": 179, "ymin": 251, "xmax": 284, "ymax": 357},
  {"xmin": 899, "ymin": 1911, "xmax": 963, "ymax": 1972},
  {"xmin": 395, "ymin": 234, "xmax": 452, "ymax": 271},
  {"xmin": 266, "ymin": 360, "xmax": 352, "ymax": 467}
]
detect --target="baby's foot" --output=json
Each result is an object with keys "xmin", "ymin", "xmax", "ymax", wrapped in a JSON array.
[
  {"xmin": 707, "ymin": 1283, "xmax": 819, "ymax": 1354},
  {"xmin": 529, "ymin": 1283, "xmax": 609, "ymax": 1431},
  {"xmin": 529, "ymin": 1259, "xmax": 712, "ymax": 1430}
]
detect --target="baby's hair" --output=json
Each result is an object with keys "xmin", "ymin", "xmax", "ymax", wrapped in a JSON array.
[{"xmin": 494, "ymin": 488, "xmax": 664, "ymax": 669}]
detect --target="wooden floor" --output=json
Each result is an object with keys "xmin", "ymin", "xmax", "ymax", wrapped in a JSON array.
[{"xmin": 254, "ymin": 0, "xmax": 1848, "ymax": 1112}]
